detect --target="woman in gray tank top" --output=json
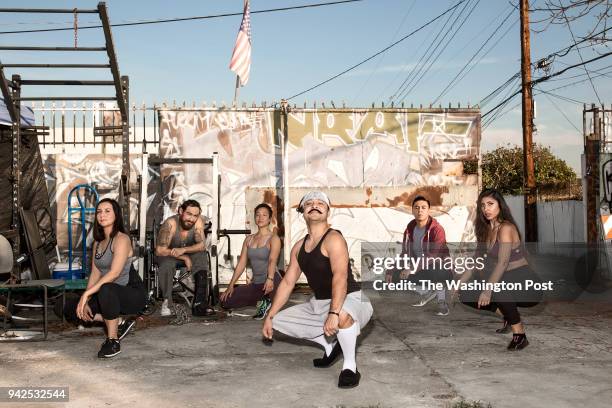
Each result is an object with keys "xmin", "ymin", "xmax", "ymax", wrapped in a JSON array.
[
  {"xmin": 69, "ymin": 198, "xmax": 146, "ymax": 359},
  {"xmin": 220, "ymin": 203, "xmax": 282, "ymax": 318}
]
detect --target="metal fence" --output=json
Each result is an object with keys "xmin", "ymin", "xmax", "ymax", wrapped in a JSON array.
[{"xmin": 31, "ymin": 101, "xmax": 159, "ymax": 153}]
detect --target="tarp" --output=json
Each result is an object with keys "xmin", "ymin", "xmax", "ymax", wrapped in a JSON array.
[
  {"xmin": 0, "ymin": 97, "xmax": 35, "ymax": 127},
  {"xmin": 0, "ymin": 133, "xmax": 55, "ymax": 250}
]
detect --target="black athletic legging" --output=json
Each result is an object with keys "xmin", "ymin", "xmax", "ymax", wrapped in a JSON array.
[
  {"xmin": 65, "ymin": 282, "xmax": 146, "ymax": 322},
  {"xmin": 460, "ymin": 265, "xmax": 543, "ymax": 325}
]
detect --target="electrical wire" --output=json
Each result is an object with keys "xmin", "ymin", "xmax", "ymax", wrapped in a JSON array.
[
  {"xmin": 395, "ymin": 0, "xmax": 481, "ymax": 103},
  {"xmin": 388, "ymin": 0, "xmax": 468, "ymax": 102},
  {"xmin": 285, "ymin": 0, "xmax": 468, "ymax": 101},
  {"xmin": 432, "ymin": 7, "xmax": 517, "ymax": 105},
  {"xmin": 0, "ymin": 0, "xmax": 364, "ymax": 35}
]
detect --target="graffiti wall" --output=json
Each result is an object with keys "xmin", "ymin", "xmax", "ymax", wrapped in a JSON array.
[
  {"xmin": 42, "ymin": 153, "xmax": 142, "ymax": 257},
  {"xmin": 157, "ymin": 108, "xmax": 480, "ymax": 282}
]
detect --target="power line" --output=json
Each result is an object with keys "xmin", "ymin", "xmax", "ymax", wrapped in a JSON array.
[
  {"xmin": 545, "ymin": 62, "xmax": 612, "ymax": 81},
  {"xmin": 479, "ymin": 72, "xmax": 521, "ymax": 106},
  {"xmin": 541, "ymin": 64, "xmax": 612, "ymax": 92},
  {"xmin": 540, "ymin": 93, "xmax": 580, "ymax": 134},
  {"xmin": 559, "ymin": 6, "xmax": 603, "ymax": 105},
  {"xmin": 536, "ymin": 88, "xmax": 585, "ymax": 104},
  {"xmin": 536, "ymin": 26, "xmax": 612, "ymax": 60},
  {"xmin": 285, "ymin": 0, "xmax": 468, "ymax": 101},
  {"xmin": 531, "ymin": 50, "xmax": 612, "ymax": 85},
  {"xmin": 388, "ymin": 0, "xmax": 468, "ymax": 102},
  {"xmin": 350, "ymin": 0, "xmax": 416, "ymax": 105},
  {"xmin": 376, "ymin": 12, "xmax": 444, "ymax": 102},
  {"xmin": 482, "ymin": 76, "xmax": 522, "ymax": 127},
  {"xmin": 0, "ymin": 0, "xmax": 364, "ymax": 35},
  {"xmin": 482, "ymin": 74, "xmax": 607, "ymax": 130},
  {"xmin": 484, "ymin": 50, "xmax": 612, "ymax": 118},
  {"xmin": 432, "ymin": 6, "xmax": 516, "ymax": 104},
  {"xmin": 479, "ymin": 24, "xmax": 611, "ymax": 108},
  {"xmin": 395, "ymin": 0, "xmax": 481, "ymax": 103}
]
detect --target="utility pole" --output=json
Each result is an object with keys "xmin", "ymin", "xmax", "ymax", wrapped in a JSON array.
[
  {"xmin": 585, "ymin": 104, "xmax": 601, "ymax": 244},
  {"xmin": 520, "ymin": 0, "xmax": 538, "ymax": 242}
]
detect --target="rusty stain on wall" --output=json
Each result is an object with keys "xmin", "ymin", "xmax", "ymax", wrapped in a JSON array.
[{"xmin": 385, "ymin": 186, "xmax": 449, "ymax": 207}]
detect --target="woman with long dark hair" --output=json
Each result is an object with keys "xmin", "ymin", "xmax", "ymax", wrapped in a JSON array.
[
  {"xmin": 66, "ymin": 198, "xmax": 146, "ymax": 358},
  {"xmin": 457, "ymin": 189, "xmax": 542, "ymax": 350}
]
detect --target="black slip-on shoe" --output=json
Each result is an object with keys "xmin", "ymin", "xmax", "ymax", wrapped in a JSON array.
[
  {"xmin": 338, "ymin": 369, "xmax": 361, "ymax": 388},
  {"xmin": 313, "ymin": 342, "xmax": 342, "ymax": 368}
]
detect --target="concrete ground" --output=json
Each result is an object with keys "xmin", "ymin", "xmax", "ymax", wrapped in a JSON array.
[{"xmin": 1, "ymin": 288, "xmax": 611, "ymax": 408}]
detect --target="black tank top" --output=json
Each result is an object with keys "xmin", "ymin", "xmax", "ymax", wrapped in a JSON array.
[{"xmin": 297, "ymin": 228, "xmax": 360, "ymax": 300}]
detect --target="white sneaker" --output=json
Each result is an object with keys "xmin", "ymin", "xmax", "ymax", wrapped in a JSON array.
[
  {"xmin": 160, "ymin": 299, "xmax": 173, "ymax": 317},
  {"xmin": 436, "ymin": 301, "xmax": 450, "ymax": 316},
  {"xmin": 411, "ymin": 291, "xmax": 437, "ymax": 307}
]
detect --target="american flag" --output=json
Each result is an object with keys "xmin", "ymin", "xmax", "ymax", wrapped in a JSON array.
[{"xmin": 229, "ymin": 0, "xmax": 252, "ymax": 86}]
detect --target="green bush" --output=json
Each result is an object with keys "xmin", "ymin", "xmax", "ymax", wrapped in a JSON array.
[{"xmin": 467, "ymin": 144, "xmax": 576, "ymax": 195}]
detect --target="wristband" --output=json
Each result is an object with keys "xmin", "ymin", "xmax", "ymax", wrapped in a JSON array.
[
  {"xmin": 266, "ymin": 276, "xmax": 274, "ymax": 281},
  {"xmin": 328, "ymin": 311, "xmax": 339, "ymax": 316}
]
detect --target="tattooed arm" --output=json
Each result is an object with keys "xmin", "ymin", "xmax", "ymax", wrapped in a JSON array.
[{"xmin": 155, "ymin": 218, "xmax": 175, "ymax": 257}]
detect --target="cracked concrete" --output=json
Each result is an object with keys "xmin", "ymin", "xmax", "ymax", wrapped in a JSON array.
[{"xmin": 1, "ymin": 291, "xmax": 611, "ymax": 408}]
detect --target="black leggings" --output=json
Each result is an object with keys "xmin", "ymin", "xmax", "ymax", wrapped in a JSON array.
[
  {"xmin": 460, "ymin": 266, "xmax": 542, "ymax": 325},
  {"xmin": 65, "ymin": 283, "xmax": 146, "ymax": 322}
]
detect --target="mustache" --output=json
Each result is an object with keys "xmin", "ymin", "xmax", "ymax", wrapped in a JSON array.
[{"xmin": 308, "ymin": 208, "xmax": 323, "ymax": 214}]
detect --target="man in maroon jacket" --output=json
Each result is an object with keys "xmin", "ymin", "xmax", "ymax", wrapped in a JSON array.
[{"xmin": 386, "ymin": 195, "xmax": 451, "ymax": 315}]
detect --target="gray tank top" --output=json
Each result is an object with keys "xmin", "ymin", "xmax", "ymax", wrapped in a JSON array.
[
  {"xmin": 169, "ymin": 215, "xmax": 197, "ymax": 249},
  {"xmin": 94, "ymin": 236, "xmax": 131, "ymax": 286},
  {"xmin": 247, "ymin": 235, "xmax": 273, "ymax": 285}
]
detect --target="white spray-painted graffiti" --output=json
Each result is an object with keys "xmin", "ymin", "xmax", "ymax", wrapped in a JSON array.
[
  {"xmin": 157, "ymin": 108, "xmax": 480, "ymax": 282},
  {"xmin": 37, "ymin": 108, "xmax": 480, "ymax": 283}
]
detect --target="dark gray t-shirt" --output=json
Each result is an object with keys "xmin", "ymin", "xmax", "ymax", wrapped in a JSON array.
[{"xmin": 411, "ymin": 226, "xmax": 426, "ymax": 257}]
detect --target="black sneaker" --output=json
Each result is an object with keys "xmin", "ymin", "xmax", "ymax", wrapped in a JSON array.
[
  {"xmin": 97, "ymin": 338, "xmax": 121, "ymax": 358},
  {"xmin": 117, "ymin": 318, "xmax": 136, "ymax": 340},
  {"xmin": 507, "ymin": 333, "xmax": 529, "ymax": 350}
]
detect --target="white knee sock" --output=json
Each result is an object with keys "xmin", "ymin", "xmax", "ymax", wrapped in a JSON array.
[
  {"xmin": 337, "ymin": 322, "xmax": 360, "ymax": 372},
  {"xmin": 311, "ymin": 334, "xmax": 335, "ymax": 356}
]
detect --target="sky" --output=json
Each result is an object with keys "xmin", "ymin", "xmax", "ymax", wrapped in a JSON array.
[{"xmin": 1, "ymin": 0, "xmax": 610, "ymax": 175}]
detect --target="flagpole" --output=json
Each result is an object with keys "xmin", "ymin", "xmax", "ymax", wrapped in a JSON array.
[
  {"xmin": 233, "ymin": 76, "xmax": 240, "ymax": 106},
  {"xmin": 232, "ymin": 0, "xmax": 248, "ymax": 106}
]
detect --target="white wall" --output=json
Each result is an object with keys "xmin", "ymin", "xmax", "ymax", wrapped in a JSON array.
[{"xmin": 507, "ymin": 195, "xmax": 585, "ymax": 255}]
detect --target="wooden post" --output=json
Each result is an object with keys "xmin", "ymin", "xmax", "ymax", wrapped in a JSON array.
[
  {"xmin": 520, "ymin": 0, "xmax": 538, "ymax": 242},
  {"xmin": 586, "ymin": 106, "xmax": 601, "ymax": 244}
]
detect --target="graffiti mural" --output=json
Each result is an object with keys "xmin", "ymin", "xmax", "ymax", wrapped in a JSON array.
[
  {"xmin": 157, "ymin": 108, "xmax": 480, "ymax": 281},
  {"xmin": 35, "ymin": 106, "xmax": 480, "ymax": 282},
  {"xmin": 42, "ymin": 154, "xmax": 141, "ymax": 255}
]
